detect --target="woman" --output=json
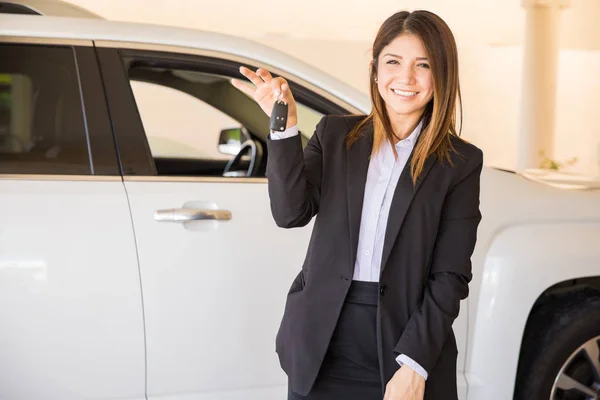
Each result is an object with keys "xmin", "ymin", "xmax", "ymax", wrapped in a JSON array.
[{"xmin": 231, "ymin": 10, "xmax": 483, "ymax": 400}]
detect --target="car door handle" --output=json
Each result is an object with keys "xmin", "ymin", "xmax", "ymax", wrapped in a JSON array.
[{"xmin": 154, "ymin": 208, "xmax": 232, "ymax": 222}]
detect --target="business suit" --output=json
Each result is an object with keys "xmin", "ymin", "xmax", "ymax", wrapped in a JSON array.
[{"xmin": 267, "ymin": 114, "xmax": 483, "ymax": 399}]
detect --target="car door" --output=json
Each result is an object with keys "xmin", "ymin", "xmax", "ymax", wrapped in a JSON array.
[
  {"xmin": 0, "ymin": 40, "xmax": 146, "ymax": 399},
  {"xmin": 95, "ymin": 43, "xmax": 353, "ymax": 400}
]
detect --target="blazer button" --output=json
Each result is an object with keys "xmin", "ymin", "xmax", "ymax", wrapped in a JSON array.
[{"xmin": 380, "ymin": 285, "xmax": 387, "ymax": 296}]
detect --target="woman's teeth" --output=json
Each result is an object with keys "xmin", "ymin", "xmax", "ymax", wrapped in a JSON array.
[{"xmin": 392, "ymin": 89, "xmax": 418, "ymax": 97}]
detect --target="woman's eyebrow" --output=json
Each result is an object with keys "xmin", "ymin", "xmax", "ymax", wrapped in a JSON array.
[{"xmin": 383, "ymin": 53, "xmax": 429, "ymax": 61}]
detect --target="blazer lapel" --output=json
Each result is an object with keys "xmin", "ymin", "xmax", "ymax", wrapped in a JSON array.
[
  {"xmin": 346, "ymin": 121, "xmax": 373, "ymax": 270},
  {"xmin": 380, "ymin": 146, "xmax": 436, "ymax": 272}
]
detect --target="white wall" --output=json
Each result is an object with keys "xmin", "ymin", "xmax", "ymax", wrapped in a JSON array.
[{"xmin": 65, "ymin": 0, "xmax": 600, "ymax": 176}]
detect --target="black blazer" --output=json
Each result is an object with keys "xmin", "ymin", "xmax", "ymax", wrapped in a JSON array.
[{"xmin": 267, "ymin": 115, "xmax": 483, "ymax": 399}]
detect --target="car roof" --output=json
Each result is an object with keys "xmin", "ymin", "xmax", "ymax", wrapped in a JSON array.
[
  {"xmin": 0, "ymin": 13, "xmax": 371, "ymax": 114},
  {"xmin": 0, "ymin": 0, "xmax": 102, "ymax": 18}
]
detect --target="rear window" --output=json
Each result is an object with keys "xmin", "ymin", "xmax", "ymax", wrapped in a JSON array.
[{"xmin": 0, "ymin": 44, "xmax": 91, "ymax": 175}]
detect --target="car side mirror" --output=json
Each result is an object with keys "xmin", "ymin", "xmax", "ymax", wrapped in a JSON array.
[{"xmin": 218, "ymin": 127, "xmax": 251, "ymax": 155}]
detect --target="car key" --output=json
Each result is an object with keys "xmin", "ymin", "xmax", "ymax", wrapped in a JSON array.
[{"xmin": 270, "ymin": 99, "xmax": 288, "ymax": 132}]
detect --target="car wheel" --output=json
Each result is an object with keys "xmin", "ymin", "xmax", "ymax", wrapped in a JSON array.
[{"xmin": 515, "ymin": 295, "xmax": 600, "ymax": 400}]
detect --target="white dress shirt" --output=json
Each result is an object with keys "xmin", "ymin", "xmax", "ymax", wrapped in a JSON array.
[{"xmin": 270, "ymin": 121, "xmax": 428, "ymax": 380}]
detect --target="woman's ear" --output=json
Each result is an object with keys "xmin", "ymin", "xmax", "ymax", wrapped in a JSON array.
[{"xmin": 370, "ymin": 60, "xmax": 377, "ymax": 82}]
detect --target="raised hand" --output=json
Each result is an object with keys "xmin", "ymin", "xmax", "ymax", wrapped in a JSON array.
[{"xmin": 231, "ymin": 66, "xmax": 298, "ymax": 129}]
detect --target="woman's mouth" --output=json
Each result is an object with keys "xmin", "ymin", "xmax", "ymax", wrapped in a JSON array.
[{"xmin": 391, "ymin": 89, "xmax": 419, "ymax": 98}]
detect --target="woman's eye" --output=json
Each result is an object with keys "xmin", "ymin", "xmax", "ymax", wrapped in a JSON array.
[
  {"xmin": 386, "ymin": 60, "xmax": 399, "ymax": 65},
  {"xmin": 418, "ymin": 63, "xmax": 430, "ymax": 69}
]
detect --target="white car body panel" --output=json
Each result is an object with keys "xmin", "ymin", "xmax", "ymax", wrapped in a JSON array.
[
  {"xmin": 466, "ymin": 168, "xmax": 600, "ymax": 399},
  {"xmin": 123, "ymin": 179, "xmax": 309, "ymax": 399},
  {"xmin": 467, "ymin": 223, "xmax": 600, "ymax": 399},
  {"xmin": 0, "ymin": 179, "xmax": 145, "ymax": 399}
]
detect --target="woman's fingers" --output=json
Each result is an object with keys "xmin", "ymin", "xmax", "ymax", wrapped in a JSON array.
[
  {"xmin": 280, "ymin": 83, "xmax": 296, "ymax": 107},
  {"xmin": 230, "ymin": 78, "xmax": 257, "ymax": 98},
  {"xmin": 232, "ymin": 66, "xmax": 296, "ymax": 122},
  {"xmin": 271, "ymin": 78, "xmax": 293, "ymax": 102},
  {"xmin": 236, "ymin": 66, "xmax": 291, "ymax": 102},
  {"xmin": 256, "ymin": 68, "xmax": 273, "ymax": 83},
  {"xmin": 281, "ymin": 82, "xmax": 292, "ymax": 100},
  {"xmin": 239, "ymin": 66, "xmax": 265, "ymax": 88}
]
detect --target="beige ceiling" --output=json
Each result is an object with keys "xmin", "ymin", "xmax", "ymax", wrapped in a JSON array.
[{"xmin": 65, "ymin": 0, "xmax": 600, "ymax": 50}]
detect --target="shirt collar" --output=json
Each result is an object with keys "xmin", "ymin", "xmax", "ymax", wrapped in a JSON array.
[{"xmin": 395, "ymin": 119, "xmax": 423, "ymax": 149}]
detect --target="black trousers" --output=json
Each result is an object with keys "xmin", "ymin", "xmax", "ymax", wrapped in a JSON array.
[{"xmin": 288, "ymin": 281, "xmax": 383, "ymax": 400}]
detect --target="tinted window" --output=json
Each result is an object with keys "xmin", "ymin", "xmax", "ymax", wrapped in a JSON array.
[
  {"xmin": 0, "ymin": 3, "xmax": 40, "ymax": 15},
  {"xmin": 0, "ymin": 44, "xmax": 91, "ymax": 175}
]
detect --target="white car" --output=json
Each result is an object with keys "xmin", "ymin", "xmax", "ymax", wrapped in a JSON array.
[{"xmin": 1, "ymin": 1, "xmax": 599, "ymax": 399}]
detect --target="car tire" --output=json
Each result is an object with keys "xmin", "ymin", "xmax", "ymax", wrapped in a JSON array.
[{"xmin": 514, "ymin": 292, "xmax": 600, "ymax": 400}]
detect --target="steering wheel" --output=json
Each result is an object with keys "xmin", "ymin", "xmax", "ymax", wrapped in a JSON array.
[{"xmin": 222, "ymin": 139, "xmax": 263, "ymax": 177}]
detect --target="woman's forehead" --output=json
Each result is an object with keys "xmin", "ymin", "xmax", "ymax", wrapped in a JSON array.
[{"xmin": 381, "ymin": 34, "xmax": 428, "ymax": 58}]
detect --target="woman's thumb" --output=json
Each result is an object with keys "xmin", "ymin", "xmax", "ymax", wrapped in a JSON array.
[{"xmin": 281, "ymin": 83, "xmax": 293, "ymax": 103}]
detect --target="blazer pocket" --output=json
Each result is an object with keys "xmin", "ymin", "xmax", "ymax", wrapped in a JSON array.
[{"xmin": 276, "ymin": 272, "xmax": 306, "ymax": 357}]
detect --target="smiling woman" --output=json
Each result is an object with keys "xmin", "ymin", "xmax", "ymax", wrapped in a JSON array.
[
  {"xmin": 347, "ymin": 10, "xmax": 463, "ymax": 186},
  {"xmin": 231, "ymin": 9, "xmax": 481, "ymax": 400}
]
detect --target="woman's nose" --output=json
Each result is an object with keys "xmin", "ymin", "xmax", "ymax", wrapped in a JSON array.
[{"xmin": 397, "ymin": 65, "xmax": 416, "ymax": 85}]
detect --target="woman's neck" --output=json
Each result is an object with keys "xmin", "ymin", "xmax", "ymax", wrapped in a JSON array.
[{"xmin": 387, "ymin": 112, "xmax": 423, "ymax": 143}]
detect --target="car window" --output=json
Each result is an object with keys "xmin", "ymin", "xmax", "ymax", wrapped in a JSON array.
[
  {"xmin": 126, "ymin": 66, "xmax": 324, "ymax": 177},
  {"xmin": 130, "ymin": 80, "xmax": 240, "ymax": 161},
  {"xmin": 0, "ymin": 44, "xmax": 91, "ymax": 175}
]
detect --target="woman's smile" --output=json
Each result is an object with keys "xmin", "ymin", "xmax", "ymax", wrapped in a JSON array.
[{"xmin": 390, "ymin": 88, "xmax": 420, "ymax": 98}]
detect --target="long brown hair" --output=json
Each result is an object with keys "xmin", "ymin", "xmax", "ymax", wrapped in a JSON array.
[{"xmin": 346, "ymin": 10, "xmax": 463, "ymax": 185}]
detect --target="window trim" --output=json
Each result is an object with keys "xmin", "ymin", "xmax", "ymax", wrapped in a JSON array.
[
  {"xmin": 95, "ymin": 43, "xmax": 355, "ymax": 179},
  {"xmin": 0, "ymin": 37, "xmax": 93, "ymax": 47},
  {"xmin": 123, "ymin": 175, "xmax": 267, "ymax": 184},
  {"xmin": 0, "ymin": 174, "xmax": 121, "ymax": 181},
  {"xmin": 95, "ymin": 47, "xmax": 157, "ymax": 177},
  {"xmin": 77, "ymin": 46, "xmax": 121, "ymax": 175}
]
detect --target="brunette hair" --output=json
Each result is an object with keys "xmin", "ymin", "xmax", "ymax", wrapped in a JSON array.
[{"xmin": 346, "ymin": 10, "xmax": 462, "ymax": 184}]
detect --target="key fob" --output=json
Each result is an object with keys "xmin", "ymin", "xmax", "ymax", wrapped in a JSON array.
[{"xmin": 269, "ymin": 100, "xmax": 288, "ymax": 132}]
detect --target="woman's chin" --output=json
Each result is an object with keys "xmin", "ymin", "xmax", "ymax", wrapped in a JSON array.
[{"xmin": 386, "ymin": 104, "xmax": 426, "ymax": 119}]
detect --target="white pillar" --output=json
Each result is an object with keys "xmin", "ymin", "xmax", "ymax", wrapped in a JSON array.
[{"xmin": 517, "ymin": 0, "xmax": 570, "ymax": 172}]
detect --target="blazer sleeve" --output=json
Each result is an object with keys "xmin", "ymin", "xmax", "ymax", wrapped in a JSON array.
[
  {"xmin": 393, "ymin": 147, "xmax": 484, "ymax": 373},
  {"xmin": 266, "ymin": 115, "xmax": 328, "ymax": 228}
]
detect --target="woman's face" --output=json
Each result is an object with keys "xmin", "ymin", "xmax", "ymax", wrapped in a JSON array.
[{"xmin": 376, "ymin": 34, "xmax": 434, "ymax": 123}]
